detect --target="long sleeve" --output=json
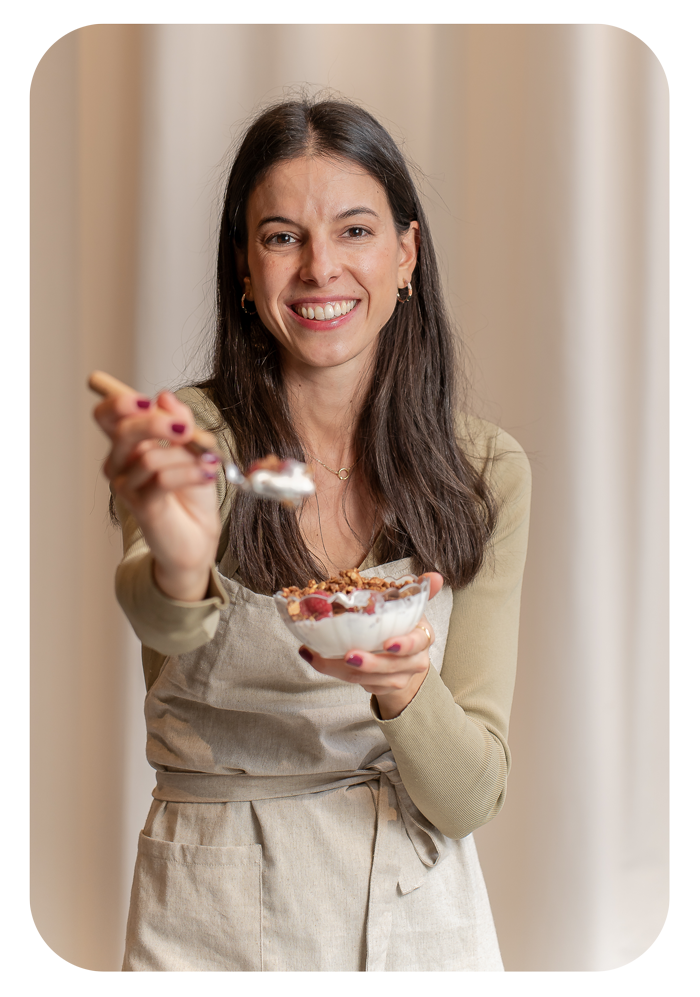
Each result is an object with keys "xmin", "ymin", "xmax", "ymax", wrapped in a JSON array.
[{"xmin": 371, "ymin": 424, "xmax": 531, "ymax": 838}]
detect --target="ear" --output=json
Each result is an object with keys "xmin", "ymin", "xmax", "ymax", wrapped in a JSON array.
[
  {"xmin": 397, "ymin": 220, "xmax": 420, "ymax": 287},
  {"xmin": 234, "ymin": 244, "xmax": 250, "ymax": 287}
]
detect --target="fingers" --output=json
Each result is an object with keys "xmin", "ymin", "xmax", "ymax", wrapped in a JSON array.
[
  {"xmin": 104, "ymin": 413, "xmax": 188, "ymax": 479},
  {"xmin": 420, "ymin": 572, "xmax": 444, "ymax": 601},
  {"xmin": 299, "ymin": 645, "xmax": 411, "ymax": 694},
  {"xmin": 298, "ymin": 627, "xmax": 432, "ymax": 696},
  {"xmin": 97, "ymin": 390, "xmax": 199, "ymax": 482},
  {"xmin": 94, "ymin": 387, "xmax": 222, "ymax": 513},
  {"xmin": 93, "ymin": 390, "xmax": 153, "ymax": 436},
  {"xmin": 93, "ymin": 388, "xmax": 194, "ymax": 443},
  {"xmin": 154, "ymin": 389, "xmax": 190, "ymax": 418},
  {"xmin": 113, "ymin": 444, "xmax": 220, "ymax": 502},
  {"xmin": 382, "ymin": 616, "xmax": 433, "ymax": 656}
]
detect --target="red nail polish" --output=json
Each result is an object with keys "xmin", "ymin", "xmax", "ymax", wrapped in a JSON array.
[
  {"xmin": 299, "ymin": 647, "xmax": 313, "ymax": 664},
  {"xmin": 136, "ymin": 398, "xmax": 151, "ymax": 409},
  {"xmin": 171, "ymin": 423, "xmax": 186, "ymax": 434},
  {"xmin": 346, "ymin": 654, "xmax": 363, "ymax": 667},
  {"xmin": 387, "ymin": 643, "xmax": 401, "ymax": 653},
  {"xmin": 201, "ymin": 452, "xmax": 220, "ymax": 464},
  {"xmin": 202, "ymin": 470, "xmax": 217, "ymax": 480}
]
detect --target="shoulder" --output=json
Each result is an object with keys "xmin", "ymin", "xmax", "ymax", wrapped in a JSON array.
[
  {"xmin": 455, "ymin": 414, "xmax": 532, "ymax": 549},
  {"xmin": 174, "ymin": 385, "xmax": 222, "ymax": 430},
  {"xmin": 455, "ymin": 413, "xmax": 532, "ymax": 504}
]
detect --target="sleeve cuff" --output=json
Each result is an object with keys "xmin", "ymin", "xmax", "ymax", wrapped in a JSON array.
[
  {"xmin": 115, "ymin": 552, "xmax": 230, "ymax": 655},
  {"xmin": 370, "ymin": 662, "xmax": 454, "ymax": 729}
]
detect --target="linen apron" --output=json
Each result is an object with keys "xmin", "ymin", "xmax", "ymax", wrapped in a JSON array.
[{"xmin": 123, "ymin": 556, "xmax": 503, "ymax": 972}]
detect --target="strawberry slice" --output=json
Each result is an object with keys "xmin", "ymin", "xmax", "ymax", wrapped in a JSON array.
[
  {"xmin": 300, "ymin": 596, "xmax": 333, "ymax": 620},
  {"xmin": 247, "ymin": 454, "xmax": 283, "ymax": 474}
]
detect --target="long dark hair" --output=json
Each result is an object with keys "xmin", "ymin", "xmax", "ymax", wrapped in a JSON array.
[{"xmin": 200, "ymin": 96, "xmax": 498, "ymax": 594}]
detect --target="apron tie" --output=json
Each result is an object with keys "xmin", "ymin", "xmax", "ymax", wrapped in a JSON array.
[{"xmin": 364, "ymin": 761, "xmax": 453, "ymax": 972}]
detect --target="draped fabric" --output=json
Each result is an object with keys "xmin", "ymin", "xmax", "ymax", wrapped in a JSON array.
[{"xmin": 30, "ymin": 24, "xmax": 667, "ymax": 971}]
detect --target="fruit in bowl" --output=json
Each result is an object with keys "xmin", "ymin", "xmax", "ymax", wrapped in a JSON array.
[{"xmin": 274, "ymin": 569, "xmax": 430, "ymax": 659}]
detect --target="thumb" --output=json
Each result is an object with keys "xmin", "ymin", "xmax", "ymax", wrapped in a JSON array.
[{"xmin": 420, "ymin": 572, "xmax": 444, "ymax": 600}]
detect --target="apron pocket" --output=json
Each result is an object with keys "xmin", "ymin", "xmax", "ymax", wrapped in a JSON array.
[{"xmin": 123, "ymin": 831, "xmax": 262, "ymax": 971}]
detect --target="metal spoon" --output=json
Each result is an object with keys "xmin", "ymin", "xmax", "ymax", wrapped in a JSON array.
[{"xmin": 88, "ymin": 371, "xmax": 316, "ymax": 507}]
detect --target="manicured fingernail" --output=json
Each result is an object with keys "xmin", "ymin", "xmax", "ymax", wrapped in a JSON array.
[
  {"xmin": 387, "ymin": 643, "xmax": 401, "ymax": 653},
  {"xmin": 346, "ymin": 654, "xmax": 363, "ymax": 667},
  {"xmin": 136, "ymin": 398, "xmax": 151, "ymax": 409},
  {"xmin": 201, "ymin": 452, "xmax": 220, "ymax": 464},
  {"xmin": 202, "ymin": 470, "xmax": 217, "ymax": 480},
  {"xmin": 299, "ymin": 647, "xmax": 313, "ymax": 664},
  {"xmin": 171, "ymin": 423, "xmax": 186, "ymax": 434}
]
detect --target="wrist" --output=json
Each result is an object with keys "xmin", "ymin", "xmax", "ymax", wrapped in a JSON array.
[
  {"xmin": 152, "ymin": 561, "xmax": 212, "ymax": 602},
  {"xmin": 374, "ymin": 669, "xmax": 428, "ymax": 720}
]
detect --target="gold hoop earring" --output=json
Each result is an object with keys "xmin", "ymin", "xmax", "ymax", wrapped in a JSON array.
[
  {"xmin": 241, "ymin": 292, "xmax": 257, "ymax": 316},
  {"xmin": 396, "ymin": 281, "xmax": 413, "ymax": 303}
]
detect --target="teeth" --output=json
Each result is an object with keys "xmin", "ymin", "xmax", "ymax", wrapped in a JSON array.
[{"xmin": 296, "ymin": 300, "xmax": 357, "ymax": 320}]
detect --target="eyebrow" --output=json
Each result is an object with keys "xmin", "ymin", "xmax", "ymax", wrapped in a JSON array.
[
  {"xmin": 337, "ymin": 206, "xmax": 379, "ymax": 220},
  {"xmin": 256, "ymin": 206, "xmax": 379, "ymax": 230},
  {"xmin": 257, "ymin": 215, "xmax": 295, "ymax": 228}
]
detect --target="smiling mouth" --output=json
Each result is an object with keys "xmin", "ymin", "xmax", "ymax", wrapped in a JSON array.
[{"xmin": 292, "ymin": 299, "xmax": 359, "ymax": 321}]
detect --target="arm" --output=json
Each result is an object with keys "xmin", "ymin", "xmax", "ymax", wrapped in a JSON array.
[
  {"xmin": 113, "ymin": 388, "xmax": 235, "ymax": 659},
  {"xmin": 371, "ymin": 427, "xmax": 531, "ymax": 838}
]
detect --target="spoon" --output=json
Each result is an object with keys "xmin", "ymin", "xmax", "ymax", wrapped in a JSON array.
[{"xmin": 88, "ymin": 371, "xmax": 316, "ymax": 507}]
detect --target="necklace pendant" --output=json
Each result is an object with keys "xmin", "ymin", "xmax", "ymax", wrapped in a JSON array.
[{"xmin": 337, "ymin": 467, "xmax": 350, "ymax": 481}]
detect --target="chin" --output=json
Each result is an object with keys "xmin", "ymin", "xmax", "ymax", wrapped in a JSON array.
[
  {"xmin": 285, "ymin": 335, "xmax": 375, "ymax": 371},
  {"xmin": 319, "ymin": 346, "xmax": 375, "ymax": 369}
]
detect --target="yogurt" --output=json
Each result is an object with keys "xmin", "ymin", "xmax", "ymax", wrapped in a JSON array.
[{"xmin": 273, "ymin": 574, "xmax": 430, "ymax": 658}]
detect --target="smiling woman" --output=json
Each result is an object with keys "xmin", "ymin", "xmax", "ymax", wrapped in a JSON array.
[
  {"xmin": 94, "ymin": 96, "xmax": 531, "ymax": 972},
  {"xmin": 242, "ymin": 157, "xmax": 418, "ymax": 365}
]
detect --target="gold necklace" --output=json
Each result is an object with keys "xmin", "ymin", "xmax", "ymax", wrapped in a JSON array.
[{"xmin": 305, "ymin": 452, "xmax": 358, "ymax": 481}]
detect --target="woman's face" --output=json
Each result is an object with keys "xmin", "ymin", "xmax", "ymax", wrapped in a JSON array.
[{"xmin": 239, "ymin": 155, "xmax": 419, "ymax": 373}]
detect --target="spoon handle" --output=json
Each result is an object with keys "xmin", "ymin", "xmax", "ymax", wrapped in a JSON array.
[{"xmin": 88, "ymin": 370, "xmax": 222, "ymax": 457}]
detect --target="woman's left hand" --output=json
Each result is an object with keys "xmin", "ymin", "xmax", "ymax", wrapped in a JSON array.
[{"xmin": 298, "ymin": 573, "xmax": 444, "ymax": 720}]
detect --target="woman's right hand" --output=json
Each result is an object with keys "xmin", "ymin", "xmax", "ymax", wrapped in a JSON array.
[{"xmin": 93, "ymin": 389, "xmax": 222, "ymax": 602}]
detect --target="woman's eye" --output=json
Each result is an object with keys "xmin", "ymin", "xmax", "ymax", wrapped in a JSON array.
[
  {"xmin": 266, "ymin": 232, "xmax": 297, "ymax": 246},
  {"xmin": 346, "ymin": 226, "xmax": 370, "ymax": 238}
]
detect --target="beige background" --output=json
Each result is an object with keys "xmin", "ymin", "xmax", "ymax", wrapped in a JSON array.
[{"xmin": 30, "ymin": 24, "xmax": 668, "ymax": 972}]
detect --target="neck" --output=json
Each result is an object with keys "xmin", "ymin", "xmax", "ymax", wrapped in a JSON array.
[{"xmin": 282, "ymin": 352, "xmax": 373, "ymax": 467}]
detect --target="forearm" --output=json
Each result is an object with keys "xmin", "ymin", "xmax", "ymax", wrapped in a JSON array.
[
  {"xmin": 153, "ymin": 559, "xmax": 213, "ymax": 602},
  {"xmin": 372, "ymin": 423, "xmax": 531, "ymax": 839},
  {"xmin": 372, "ymin": 666, "xmax": 508, "ymax": 838}
]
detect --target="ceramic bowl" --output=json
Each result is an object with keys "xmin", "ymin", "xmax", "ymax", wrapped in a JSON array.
[{"xmin": 273, "ymin": 574, "xmax": 430, "ymax": 659}]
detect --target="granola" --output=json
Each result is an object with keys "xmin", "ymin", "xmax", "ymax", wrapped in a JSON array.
[{"xmin": 281, "ymin": 570, "xmax": 418, "ymax": 621}]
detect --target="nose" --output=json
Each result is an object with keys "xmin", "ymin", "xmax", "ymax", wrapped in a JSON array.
[{"xmin": 298, "ymin": 234, "xmax": 342, "ymax": 287}]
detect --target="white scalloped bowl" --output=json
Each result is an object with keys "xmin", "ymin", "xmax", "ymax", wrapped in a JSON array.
[{"xmin": 273, "ymin": 574, "xmax": 430, "ymax": 659}]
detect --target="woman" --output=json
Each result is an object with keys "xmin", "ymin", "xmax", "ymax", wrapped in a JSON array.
[{"xmin": 94, "ymin": 98, "xmax": 531, "ymax": 972}]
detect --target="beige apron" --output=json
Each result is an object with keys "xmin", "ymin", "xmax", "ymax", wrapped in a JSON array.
[{"xmin": 123, "ymin": 557, "xmax": 503, "ymax": 972}]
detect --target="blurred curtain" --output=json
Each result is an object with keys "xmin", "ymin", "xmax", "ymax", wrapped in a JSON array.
[{"xmin": 30, "ymin": 24, "xmax": 668, "ymax": 971}]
